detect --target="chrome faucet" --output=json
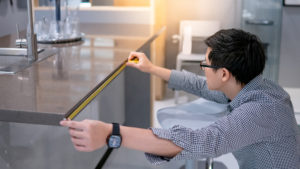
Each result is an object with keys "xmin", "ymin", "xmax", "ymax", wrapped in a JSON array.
[
  {"xmin": 16, "ymin": 0, "xmax": 38, "ymax": 61},
  {"xmin": 26, "ymin": 0, "xmax": 38, "ymax": 61},
  {"xmin": 0, "ymin": 0, "xmax": 56, "ymax": 74}
]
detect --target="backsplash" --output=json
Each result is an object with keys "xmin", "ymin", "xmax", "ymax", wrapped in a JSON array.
[{"xmin": 0, "ymin": 0, "xmax": 27, "ymax": 37}]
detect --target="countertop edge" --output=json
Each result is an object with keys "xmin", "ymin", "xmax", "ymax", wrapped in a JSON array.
[{"xmin": 0, "ymin": 109, "xmax": 64, "ymax": 126}]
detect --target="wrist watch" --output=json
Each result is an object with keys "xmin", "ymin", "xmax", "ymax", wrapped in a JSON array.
[{"xmin": 107, "ymin": 123, "xmax": 122, "ymax": 149}]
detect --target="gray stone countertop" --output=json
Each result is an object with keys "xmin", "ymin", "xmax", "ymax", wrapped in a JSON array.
[{"xmin": 0, "ymin": 23, "xmax": 157, "ymax": 125}]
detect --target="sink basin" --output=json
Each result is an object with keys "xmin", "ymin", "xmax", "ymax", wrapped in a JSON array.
[
  {"xmin": 0, "ymin": 48, "xmax": 55, "ymax": 74},
  {"xmin": 157, "ymin": 98, "xmax": 228, "ymax": 130}
]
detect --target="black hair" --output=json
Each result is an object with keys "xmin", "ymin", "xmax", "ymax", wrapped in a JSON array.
[{"xmin": 204, "ymin": 29, "xmax": 266, "ymax": 85}]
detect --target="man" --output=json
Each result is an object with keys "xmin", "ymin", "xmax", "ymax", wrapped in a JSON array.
[{"xmin": 60, "ymin": 29, "xmax": 300, "ymax": 168}]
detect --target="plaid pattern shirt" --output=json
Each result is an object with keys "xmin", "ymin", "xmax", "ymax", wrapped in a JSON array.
[{"xmin": 145, "ymin": 70, "xmax": 300, "ymax": 169}]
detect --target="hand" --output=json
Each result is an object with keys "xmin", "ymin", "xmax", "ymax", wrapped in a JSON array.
[
  {"xmin": 126, "ymin": 52, "xmax": 154, "ymax": 73},
  {"xmin": 60, "ymin": 119, "xmax": 111, "ymax": 152}
]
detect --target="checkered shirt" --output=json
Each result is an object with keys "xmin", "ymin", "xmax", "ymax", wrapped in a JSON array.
[{"xmin": 145, "ymin": 70, "xmax": 300, "ymax": 169}]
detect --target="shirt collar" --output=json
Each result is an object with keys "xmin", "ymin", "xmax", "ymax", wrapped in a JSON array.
[{"xmin": 229, "ymin": 75, "xmax": 263, "ymax": 110}]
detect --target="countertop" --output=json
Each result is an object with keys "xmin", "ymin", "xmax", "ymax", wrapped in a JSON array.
[{"xmin": 0, "ymin": 23, "xmax": 162, "ymax": 125}]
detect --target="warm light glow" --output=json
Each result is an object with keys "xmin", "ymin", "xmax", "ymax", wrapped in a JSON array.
[{"xmin": 114, "ymin": 0, "xmax": 150, "ymax": 7}]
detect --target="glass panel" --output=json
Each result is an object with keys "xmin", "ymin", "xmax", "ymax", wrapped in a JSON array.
[
  {"xmin": 39, "ymin": 0, "xmax": 151, "ymax": 7},
  {"xmin": 241, "ymin": 0, "xmax": 282, "ymax": 82}
]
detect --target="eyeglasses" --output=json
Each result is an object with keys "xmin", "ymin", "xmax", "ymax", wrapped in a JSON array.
[{"xmin": 199, "ymin": 60, "xmax": 222, "ymax": 70}]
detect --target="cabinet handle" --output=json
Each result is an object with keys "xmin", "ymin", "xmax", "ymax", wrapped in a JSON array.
[{"xmin": 245, "ymin": 20, "xmax": 274, "ymax": 26}]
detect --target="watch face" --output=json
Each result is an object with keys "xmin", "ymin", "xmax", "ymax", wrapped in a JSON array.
[{"xmin": 108, "ymin": 135, "xmax": 122, "ymax": 148}]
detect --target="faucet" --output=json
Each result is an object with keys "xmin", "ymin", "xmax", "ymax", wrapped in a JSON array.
[
  {"xmin": 26, "ymin": 0, "xmax": 38, "ymax": 61},
  {"xmin": 0, "ymin": 0, "xmax": 55, "ymax": 74}
]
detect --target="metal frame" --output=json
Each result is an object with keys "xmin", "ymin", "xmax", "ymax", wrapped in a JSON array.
[{"xmin": 283, "ymin": 0, "xmax": 300, "ymax": 7}]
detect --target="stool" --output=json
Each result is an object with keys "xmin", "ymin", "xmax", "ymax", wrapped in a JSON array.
[{"xmin": 157, "ymin": 98, "xmax": 228, "ymax": 169}]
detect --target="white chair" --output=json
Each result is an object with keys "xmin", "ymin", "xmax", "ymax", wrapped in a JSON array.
[
  {"xmin": 174, "ymin": 20, "xmax": 220, "ymax": 104},
  {"xmin": 157, "ymin": 98, "xmax": 228, "ymax": 169}
]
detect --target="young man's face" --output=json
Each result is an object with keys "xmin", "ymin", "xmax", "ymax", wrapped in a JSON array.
[{"xmin": 204, "ymin": 47, "xmax": 223, "ymax": 91}]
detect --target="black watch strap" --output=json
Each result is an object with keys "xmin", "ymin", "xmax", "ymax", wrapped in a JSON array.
[{"xmin": 112, "ymin": 123, "xmax": 120, "ymax": 136}]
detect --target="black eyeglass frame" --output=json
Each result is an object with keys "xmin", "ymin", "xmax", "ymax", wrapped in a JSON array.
[{"xmin": 199, "ymin": 61, "xmax": 222, "ymax": 70}]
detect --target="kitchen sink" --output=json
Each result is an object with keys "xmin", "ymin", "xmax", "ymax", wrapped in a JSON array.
[{"xmin": 0, "ymin": 48, "xmax": 56, "ymax": 74}]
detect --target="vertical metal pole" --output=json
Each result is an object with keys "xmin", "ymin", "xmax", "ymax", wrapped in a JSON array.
[
  {"xmin": 206, "ymin": 157, "xmax": 214, "ymax": 169},
  {"xmin": 27, "ymin": 0, "xmax": 38, "ymax": 61},
  {"xmin": 55, "ymin": 0, "xmax": 61, "ymax": 21},
  {"xmin": 55, "ymin": 0, "xmax": 61, "ymax": 33},
  {"xmin": 185, "ymin": 160, "xmax": 198, "ymax": 169}
]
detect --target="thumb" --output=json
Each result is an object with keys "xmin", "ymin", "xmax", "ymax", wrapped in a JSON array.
[{"xmin": 126, "ymin": 60, "xmax": 139, "ymax": 67}]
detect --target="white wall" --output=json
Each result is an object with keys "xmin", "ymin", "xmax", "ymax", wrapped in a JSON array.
[
  {"xmin": 278, "ymin": 6, "xmax": 300, "ymax": 117},
  {"xmin": 35, "ymin": 7, "xmax": 152, "ymax": 25},
  {"xmin": 77, "ymin": 7, "xmax": 151, "ymax": 24},
  {"xmin": 0, "ymin": 1, "xmax": 27, "ymax": 37},
  {"xmin": 279, "ymin": 7, "xmax": 300, "ymax": 88}
]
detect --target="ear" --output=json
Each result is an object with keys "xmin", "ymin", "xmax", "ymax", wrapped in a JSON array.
[{"xmin": 220, "ymin": 68, "xmax": 231, "ymax": 82}]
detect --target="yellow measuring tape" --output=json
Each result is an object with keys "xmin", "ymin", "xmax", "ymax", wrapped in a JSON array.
[
  {"xmin": 66, "ymin": 27, "xmax": 164, "ymax": 119},
  {"xmin": 66, "ymin": 61, "xmax": 128, "ymax": 120}
]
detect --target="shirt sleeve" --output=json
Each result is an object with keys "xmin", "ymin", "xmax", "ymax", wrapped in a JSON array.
[
  {"xmin": 168, "ymin": 70, "xmax": 228, "ymax": 104},
  {"xmin": 145, "ymin": 102, "xmax": 277, "ymax": 165}
]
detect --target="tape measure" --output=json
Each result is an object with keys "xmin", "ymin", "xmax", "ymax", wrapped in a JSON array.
[
  {"xmin": 66, "ymin": 60, "xmax": 127, "ymax": 120},
  {"xmin": 66, "ymin": 26, "xmax": 166, "ymax": 120},
  {"xmin": 128, "ymin": 57, "xmax": 139, "ymax": 64}
]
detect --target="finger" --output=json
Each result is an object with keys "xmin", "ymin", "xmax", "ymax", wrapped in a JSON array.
[
  {"xmin": 128, "ymin": 51, "xmax": 138, "ymax": 58},
  {"xmin": 127, "ymin": 55, "xmax": 138, "ymax": 64},
  {"xmin": 74, "ymin": 144, "xmax": 94, "ymax": 152},
  {"xmin": 71, "ymin": 136, "xmax": 86, "ymax": 146},
  {"xmin": 69, "ymin": 127, "xmax": 83, "ymax": 131},
  {"xmin": 69, "ymin": 128, "xmax": 85, "ymax": 138},
  {"xmin": 128, "ymin": 51, "xmax": 143, "ymax": 60},
  {"xmin": 74, "ymin": 144, "xmax": 87, "ymax": 152},
  {"xmin": 60, "ymin": 120, "xmax": 85, "ymax": 130},
  {"xmin": 128, "ymin": 57, "xmax": 139, "ymax": 64},
  {"xmin": 126, "ymin": 61, "xmax": 139, "ymax": 67},
  {"xmin": 128, "ymin": 52, "xmax": 135, "ymax": 61}
]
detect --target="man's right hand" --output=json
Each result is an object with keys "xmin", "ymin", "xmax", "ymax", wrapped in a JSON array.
[
  {"xmin": 126, "ymin": 51, "xmax": 172, "ymax": 81},
  {"xmin": 126, "ymin": 52, "xmax": 154, "ymax": 73}
]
